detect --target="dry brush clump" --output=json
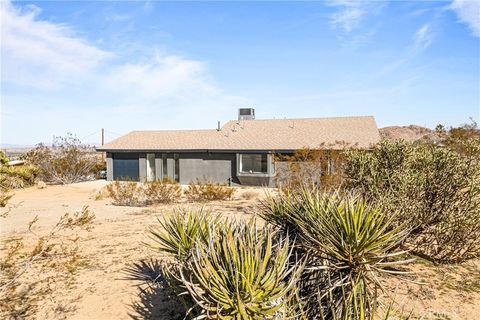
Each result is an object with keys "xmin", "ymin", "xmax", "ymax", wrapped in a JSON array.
[
  {"xmin": 344, "ymin": 138, "xmax": 480, "ymax": 263},
  {"xmin": 26, "ymin": 134, "xmax": 100, "ymax": 185},
  {"xmin": 0, "ymin": 206, "xmax": 95, "ymax": 319},
  {"xmin": 106, "ymin": 181, "xmax": 143, "ymax": 206},
  {"xmin": 184, "ymin": 179, "xmax": 234, "ymax": 202},
  {"xmin": 144, "ymin": 178, "xmax": 182, "ymax": 204},
  {"xmin": 274, "ymin": 142, "xmax": 353, "ymax": 194},
  {"xmin": 106, "ymin": 178, "xmax": 182, "ymax": 206}
]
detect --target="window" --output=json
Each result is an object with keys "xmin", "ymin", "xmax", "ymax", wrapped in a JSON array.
[{"xmin": 239, "ymin": 154, "xmax": 268, "ymax": 174}]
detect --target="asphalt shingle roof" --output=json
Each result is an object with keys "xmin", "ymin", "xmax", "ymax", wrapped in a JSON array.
[{"xmin": 97, "ymin": 116, "xmax": 380, "ymax": 151}]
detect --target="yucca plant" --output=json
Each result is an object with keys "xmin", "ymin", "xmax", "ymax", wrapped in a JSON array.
[
  {"xmin": 148, "ymin": 210, "xmax": 221, "ymax": 316},
  {"xmin": 148, "ymin": 209, "xmax": 219, "ymax": 262},
  {"xmin": 180, "ymin": 221, "xmax": 304, "ymax": 320},
  {"xmin": 262, "ymin": 188, "xmax": 411, "ymax": 319}
]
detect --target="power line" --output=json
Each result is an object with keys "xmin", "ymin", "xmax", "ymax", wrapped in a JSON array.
[{"xmin": 80, "ymin": 130, "xmax": 101, "ymax": 141}]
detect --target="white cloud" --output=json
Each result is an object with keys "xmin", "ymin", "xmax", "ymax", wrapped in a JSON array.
[
  {"xmin": 1, "ymin": 1, "xmax": 110, "ymax": 89},
  {"xmin": 1, "ymin": 1, "xmax": 246, "ymax": 101},
  {"xmin": 450, "ymin": 0, "xmax": 480, "ymax": 37},
  {"xmin": 413, "ymin": 24, "xmax": 434, "ymax": 52},
  {"xmin": 327, "ymin": 0, "xmax": 385, "ymax": 32},
  {"xmin": 1, "ymin": 1, "xmax": 250, "ymax": 144}
]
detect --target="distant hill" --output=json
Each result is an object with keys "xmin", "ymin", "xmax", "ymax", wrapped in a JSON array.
[{"xmin": 379, "ymin": 125, "xmax": 437, "ymax": 142}]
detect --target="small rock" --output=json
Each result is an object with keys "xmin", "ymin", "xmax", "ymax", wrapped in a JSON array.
[{"xmin": 37, "ymin": 181, "xmax": 47, "ymax": 189}]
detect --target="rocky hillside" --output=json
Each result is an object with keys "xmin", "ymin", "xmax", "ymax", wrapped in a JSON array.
[{"xmin": 379, "ymin": 125, "xmax": 436, "ymax": 142}]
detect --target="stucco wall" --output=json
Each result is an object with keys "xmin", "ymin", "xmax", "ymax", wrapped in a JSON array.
[
  {"xmin": 178, "ymin": 153, "xmax": 236, "ymax": 184},
  {"xmin": 109, "ymin": 151, "xmax": 278, "ymax": 186}
]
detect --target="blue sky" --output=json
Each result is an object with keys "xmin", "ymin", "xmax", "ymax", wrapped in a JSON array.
[{"xmin": 1, "ymin": 0, "xmax": 479, "ymax": 145}]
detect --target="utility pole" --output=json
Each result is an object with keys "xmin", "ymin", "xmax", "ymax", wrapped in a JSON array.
[{"xmin": 101, "ymin": 128, "xmax": 105, "ymax": 161}]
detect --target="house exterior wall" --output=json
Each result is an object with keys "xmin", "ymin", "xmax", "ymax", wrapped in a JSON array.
[
  {"xmin": 106, "ymin": 153, "xmax": 113, "ymax": 181},
  {"xmin": 108, "ymin": 151, "xmax": 277, "ymax": 186},
  {"xmin": 139, "ymin": 153, "xmax": 147, "ymax": 182},
  {"xmin": 178, "ymin": 152, "xmax": 236, "ymax": 185}
]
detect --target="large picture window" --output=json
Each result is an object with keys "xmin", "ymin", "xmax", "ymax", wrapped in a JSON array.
[{"xmin": 239, "ymin": 154, "xmax": 268, "ymax": 174}]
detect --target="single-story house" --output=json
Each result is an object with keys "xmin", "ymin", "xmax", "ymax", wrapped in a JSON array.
[{"xmin": 96, "ymin": 109, "xmax": 380, "ymax": 186}]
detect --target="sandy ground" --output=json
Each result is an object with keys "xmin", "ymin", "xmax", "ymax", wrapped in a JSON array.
[{"xmin": 1, "ymin": 181, "xmax": 479, "ymax": 319}]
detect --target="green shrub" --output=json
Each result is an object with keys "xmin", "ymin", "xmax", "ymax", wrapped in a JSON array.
[
  {"xmin": 185, "ymin": 179, "xmax": 234, "ymax": 202},
  {"xmin": 262, "ymin": 189, "xmax": 410, "ymax": 319},
  {"xmin": 144, "ymin": 178, "xmax": 182, "ymax": 204},
  {"xmin": 344, "ymin": 139, "xmax": 480, "ymax": 263},
  {"xmin": 0, "ymin": 151, "xmax": 38, "ymax": 190},
  {"xmin": 0, "ymin": 165, "xmax": 38, "ymax": 189},
  {"xmin": 105, "ymin": 181, "xmax": 142, "ymax": 206}
]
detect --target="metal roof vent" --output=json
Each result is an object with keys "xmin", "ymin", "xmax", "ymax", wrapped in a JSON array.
[{"xmin": 238, "ymin": 108, "xmax": 255, "ymax": 121}]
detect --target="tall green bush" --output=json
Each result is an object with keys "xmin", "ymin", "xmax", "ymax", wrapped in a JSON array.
[{"xmin": 344, "ymin": 139, "xmax": 480, "ymax": 263}]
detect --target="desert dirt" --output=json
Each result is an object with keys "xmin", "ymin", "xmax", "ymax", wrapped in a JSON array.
[{"xmin": 1, "ymin": 181, "xmax": 479, "ymax": 320}]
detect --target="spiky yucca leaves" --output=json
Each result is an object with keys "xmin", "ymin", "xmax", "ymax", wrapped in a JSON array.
[
  {"xmin": 149, "ymin": 209, "xmax": 219, "ymax": 262},
  {"xmin": 148, "ymin": 210, "xmax": 221, "ymax": 316},
  {"xmin": 181, "ymin": 221, "xmax": 304, "ymax": 320},
  {"xmin": 262, "ymin": 189, "xmax": 411, "ymax": 319}
]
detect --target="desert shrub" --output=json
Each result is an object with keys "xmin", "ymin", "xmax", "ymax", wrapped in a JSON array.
[
  {"xmin": 0, "ymin": 165, "xmax": 38, "ymax": 189},
  {"xmin": 184, "ymin": 179, "xmax": 234, "ymax": 202},
  {"xmin": 344, "ymin": 138, "xmax": 480, "ymax": 263},
  {"xmin": 275, "ymin": 143, "xmax": 350, "ymax": 194},
  {"xmin": 26, "ymin": 134, "xmax": 97, "ymax": 184},
  {"xmin": 149, "ymin": 211, "xmax": 302, "ymax": 319},
  {"xmin": 0, "ymin": 151, "xmax": 8, "ymax": 165},
  {"xmin": 0, "ymin": 151, "xmax": 38, "ymax": 190},
  {"xmin": 106, "ymin": 181, "xmax": 143, "ymax": 206},
  {"xmin": 144, "ymin": 178, "xmax": 182, "ymax": 204},
  {"xmin": 262, "ymin": 189, "xmax": 410, "ymax": 319}
]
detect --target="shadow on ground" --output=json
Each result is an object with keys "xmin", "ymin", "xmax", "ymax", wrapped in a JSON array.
[{"xmin": 123, "ymin": 259, "xmax": 184, "ymax": 320}]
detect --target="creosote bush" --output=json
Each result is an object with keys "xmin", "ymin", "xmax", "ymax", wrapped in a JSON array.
[
  {"xmin": 185, "ymin": 179, "xmax": 234, "ymax": 202},
  {"xmin": 274, "ymin": 142, "xmax": 352, "ymax": 194},
  {"xmin": 344, "ymin": 138, "xmax": 480, "ymax": 263},
  {"xmin": 106, "ymin": 179, "xmax": 182, "ymax": 206},
  {"xmin": 106, "ymin": 181, "xmax": 142, "ymax": 206},
  {"xmin": 26, "ymin": 134, "xmax": 98, "ymax": 185},
  {"xmin": 144, "ymin": 178, "xmax": 182, "ymax": 204}
]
